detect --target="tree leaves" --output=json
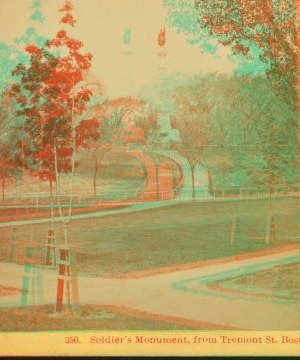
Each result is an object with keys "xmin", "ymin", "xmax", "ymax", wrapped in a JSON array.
[
  {"xmin": 29, "ymin": 10, "xmax": 45, "ymax": 25},
  {"xmin": 171, "ymin": 73, "xmax": 297, "ymax": 186},
  {"xmin": 163, "ymin": 0, "xmax": 297, "ymax": 108}
]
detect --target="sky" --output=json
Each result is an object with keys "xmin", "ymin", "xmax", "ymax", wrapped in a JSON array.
[{"xmin": 0, "ymin": 0, "xmax": 235, "ymax": 99}]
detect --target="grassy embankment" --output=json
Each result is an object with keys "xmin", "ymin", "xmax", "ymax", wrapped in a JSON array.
[
  {"xmin": 2, "ymin": 150, "xmax": 146, "ymax": 203},
  {"xmin": 0, "ymin": 197, "xmax": 298, "ymax": 277}
]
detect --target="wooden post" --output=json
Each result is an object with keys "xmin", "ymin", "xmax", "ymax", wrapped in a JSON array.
[
  {"xmin": 265, "ymin": 216, "xmax": 271, "ymax": 244},
  {"xmin": 10, "ymin": 227, "xmax": 20, "ymax": 264},
  {"xmin": 20, "ymin": 242, "xmax": 43, "ymax": 310},
  {"xmin": 56, "ymin": 245, "xmax": 80, "ymax": 315},
  {"xmin": 270, "ymin": 216, "xmax": 276, "ymax": 243},
  {"xmin": 45, "ymin": 227, "xmax": 57, "ymax": 267}
]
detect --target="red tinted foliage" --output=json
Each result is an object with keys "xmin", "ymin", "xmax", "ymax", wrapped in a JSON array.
[
  {"xmin": 59, "ymin": 1, "xmax": 73, "ymax": 13},
  {"xmin": 75, "ymin": 119, "xmax": 100, "ymax": 148},
  {"xmin": 60, "ymin": 13, "xmax": 76, "ymax": 27},
  {"xmin": 25, "ymin": 44, "xmax": 39, "ymax": 54}
]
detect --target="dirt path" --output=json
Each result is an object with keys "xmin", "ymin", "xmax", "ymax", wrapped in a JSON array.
[{"xmin": 1, "ymin": 245, "xmax": 299, "ymax": 330}]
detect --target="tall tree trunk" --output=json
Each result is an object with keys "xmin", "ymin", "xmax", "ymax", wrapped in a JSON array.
[
  {"xmin": 93, "ymin": 155, "xmax": 98, "ymax": 200},
  {"xmin": 269, "ymin": 186, "xmax": 273, "ymax": 210},
  {"xmin": 15, "ymin": 178, "xmax": 18, "ymax": 219},
  {"xmin": 208, "ymin": 168, "xmax": 212, "ymax": 186},
  {"xmin": 50, "ymin": 178, "xmax": 54, "ymax": 228},
  {"xmin": 54, "ymin": 144, "xmax": 63, "ymax": 219},
  {"xmin": 21, "ymin": 140, "xmax": 39, "ymax": 236},
  {"xmin": 2, "ymin": 174, "xmax": 5, "ymax": 202},
  {"xmin": 297, "ymin": 0, "xmax": 300, "ymax": 157},
  {"xmin": 106, "ymin": 156, "xmax": 112, "ymax": 186},
  {"xmin": 54, "ymin": 145, "xmax": 70, "ymax": 245},
  {"xmin": 65, "ymin": 82, "xmax": 77, "ymax": 230},
  {"xmin": 191, "ymin": 165, "xmax": 195, "ymax": 201},
  {"xmin": 156, "ymin": 164, "xmax": 159, "ymax": 200},
  {"xmin": 19, "ymin": 176, "xmax": 22, "ymax": 201},
  {"xmin": 54, "ymin": 81, "xmax": 77, "ymax": 246}
]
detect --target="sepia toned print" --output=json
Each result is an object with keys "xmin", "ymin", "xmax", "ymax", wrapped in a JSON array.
[{"xmin": 0, "ymin": 0, "xmax": 299, "ymax": 356}]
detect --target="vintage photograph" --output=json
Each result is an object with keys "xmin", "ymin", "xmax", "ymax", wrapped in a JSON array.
[{"xmin": 0, "ymin": 0, "xmax": 298, "ymax": 356}]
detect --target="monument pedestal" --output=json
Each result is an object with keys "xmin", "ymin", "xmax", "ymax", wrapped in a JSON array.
[{"xmin": 157, "ymin": 111, "xmax": 181, "ymax": 147}]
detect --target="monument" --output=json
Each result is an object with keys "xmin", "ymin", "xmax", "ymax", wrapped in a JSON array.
[
  {"xmin": 122, "ymin": 25, "xmax": 133, "ymax": 96},
  {"xmin": 156, "ymin": 25, "xmax": 180, "ymax": 147}
]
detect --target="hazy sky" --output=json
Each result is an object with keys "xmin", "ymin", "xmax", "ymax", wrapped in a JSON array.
[{"xmin": 0, "ymin": 0, "xmax": 235, "ymax": 98}]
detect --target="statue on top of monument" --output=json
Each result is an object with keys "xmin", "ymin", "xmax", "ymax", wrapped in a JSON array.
[
  {"xmin": 158, "ymin": 25, "xmax": 166, "ymax": 47},
  {"xmin": 123, "ymin": 25, "xmax": 131, "ymax": 45}
]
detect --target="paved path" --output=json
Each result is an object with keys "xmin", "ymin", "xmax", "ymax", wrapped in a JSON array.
[
  {"xmin": 150, "ymin": 149, "xmax": 209, "ymax": 200},
  {"xmin": 1, "ymin": 245, "xmax": 299, "ymax": 330},
  {"xmin": 0, "ymin": 200, "xmax": 188, "ymax": 228}
]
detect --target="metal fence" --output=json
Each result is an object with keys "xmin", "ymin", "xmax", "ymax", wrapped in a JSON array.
[{"xmin": 208, "ymin": 184, "xmax": 300, "ymax": 200}]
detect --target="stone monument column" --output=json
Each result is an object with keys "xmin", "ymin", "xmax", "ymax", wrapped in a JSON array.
[
  {"xmin": 156, "ymin": 25, "xmax": 180, "ymax": 146},
  {"xmin": 123, "ymin": 25, "xmax": 133, "ymax": 97}
]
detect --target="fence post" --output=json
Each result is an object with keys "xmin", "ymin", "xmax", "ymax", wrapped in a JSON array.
[
  {"xmin": 21, "ymin": 242, "xmax": 43, "ymax": 310},
  {"xmin": 56, "ymin": 245, "xmax": 79, "ymax": 315},
  {"xmin": 10, "ymin": 227, "xmax": 21, "ymax": 264},
  {"xmin": 45, "ymin": 227, "xmax": 57, "ymax": 267}
]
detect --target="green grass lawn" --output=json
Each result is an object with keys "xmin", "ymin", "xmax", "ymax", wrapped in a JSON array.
[
  {"xmin": 0, "ymin": 197, "xmax": 298, "ymax": 277},
  {"xmin": 208, "ymin": 262, "xmax": 299, "ymax": 302},
  {"xmin": 3, "ymin": 150, "xmax": 146, "ymax": 201},
  {"xmin": 77, "ymin": 150, "xmax": 145, "ymax": 181},
  {"xmin": 0, "ymin": 204, "xmax": 129, "ymax": 223},
  {"xmin": 0, "ymin": 305, "xmax": 193, "ymax": 331}
]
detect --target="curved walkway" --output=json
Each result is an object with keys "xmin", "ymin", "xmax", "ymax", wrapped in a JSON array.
[
  {"xmin": 0, "ymin": 245, "xmax": 298, "ymax": 330},
  {"xmin": 149, "ymin": 149, "xmax": 209, "ymax": 200}
]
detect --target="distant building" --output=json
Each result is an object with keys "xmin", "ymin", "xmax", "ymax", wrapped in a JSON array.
[{"xmin": 122, "ymin": 113, "xmax": 146, "ymax": 146}]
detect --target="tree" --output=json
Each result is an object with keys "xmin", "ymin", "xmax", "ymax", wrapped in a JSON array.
[
  {"xmin": 228, "ymin": 74, "xmax": 297, "ymax": 186},
  {"xmin": 134, "ymin": 105, "xmax": 158, "ymax": 140},
  {"xmin": 76, "ymin": 97, "xmax": 132, "ymax": 190},
  {"xmin": 10, "ymin": 42, "xmax": 64, "ymax": 234},
  {"xmin": 171, "ymin": 72, "xmax": 298, "ymax": 190},
  {"xmin": 65, "ymin": 73, "xmax": 105, "ymax": 201},
  {"xmin": 0, "ymin": 0, "xmax": 61, "ymax": 215},
  {"xmin": 46, "ymin": 0, "xmax": 93, "ymax": 244},
  {"xmin": 164, "ymin": 0, "xmax": 296, "ymax": 108},
  {"xmin": 0, "ymin": 43, "xmax": 29, "ymax": 93},
  {"xmin": 172, "ymin": 90, "xmax": 207, "ymax": 199},
  {"xmin": 0, "ymin": 128, "xmax": 15, "ymax": 202},
  {"xmin": 172, "ymin": 74, "xmax": 235, "ymax": 195},
  {"xmin": 0, "ymin": 92, "xmax": 20, "ymax": 201},
  {"xmin": 75, "ymin": 119, "xmax": 101, "ymax": 199}
]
